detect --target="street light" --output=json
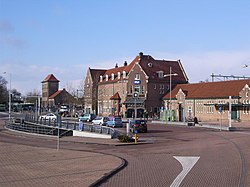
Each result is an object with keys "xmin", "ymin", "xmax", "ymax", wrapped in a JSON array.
[
  {"xmin": 3, "ymin": 72, "xmax": 11, "ymax": 121},
  {"xmin": 164, "ymin": 67, "xmax": 178, "ymax": 121}
]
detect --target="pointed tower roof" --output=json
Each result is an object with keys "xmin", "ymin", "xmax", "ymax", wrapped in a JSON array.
[{"xmin": 41, "ymin": 74, "xmax": 60, "ymax": 83}]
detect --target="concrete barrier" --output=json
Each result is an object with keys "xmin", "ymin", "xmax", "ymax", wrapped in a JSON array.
[{"xmin": 73, "ymin": 130, "xmax": 111, "ymax": 139}]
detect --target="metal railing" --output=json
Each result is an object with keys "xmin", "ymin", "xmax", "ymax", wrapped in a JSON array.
[
  {"xmin": 5, "ymin": 120, "xmax": 60, "ymax": 136},
  {"xmin": 23, "ymin": 114, "xmax": 118, "ymax": 138}
]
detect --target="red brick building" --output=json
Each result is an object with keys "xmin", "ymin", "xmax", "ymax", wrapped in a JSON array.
[
  {"xmin": 41, "ymin": 74, "xmax": 76, "ymax": 109},
  {"xmin": 84, "ymin": 52, "xmax": 188, "ymax": 118},
  {"xmin": 163, "ymin": 79, "xmax": 250, "ymax": 122}
]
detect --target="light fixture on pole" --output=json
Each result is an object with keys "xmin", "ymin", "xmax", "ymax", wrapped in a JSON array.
[{"xmin": 164, "ymin": 67, "xmax": 178, "ymax": 121}]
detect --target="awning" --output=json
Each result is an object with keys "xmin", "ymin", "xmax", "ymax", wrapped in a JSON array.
[
  {"xmin": 124, "ymin": 98, "xmax": 145, "ymax": 104},
  {"xmin": 214, "ymin": 103, "xmax": 245, "ymax": 107}
]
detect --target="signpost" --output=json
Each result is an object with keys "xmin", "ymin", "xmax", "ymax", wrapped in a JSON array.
[
  {"xmin": 219, "ymin": 106, "xmax": 222, "ymax": 131},
  {"xmin": 133, "ymin": 92, "xmax": 138, "ymax": 119}
]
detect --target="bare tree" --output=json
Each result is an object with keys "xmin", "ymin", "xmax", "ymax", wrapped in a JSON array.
[
  {"xmin": 0, "ymin": 76, "xmax": 8, "ymax": 104},
  {"xmin": 25, "ymin": 89, "xmax": 41, "ymax": 103}
]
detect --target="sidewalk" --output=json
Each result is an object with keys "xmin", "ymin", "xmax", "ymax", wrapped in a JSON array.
[
  {"xmin": 151, "ymin": 120, "xmax": 250, "ymax": 131},
  {"xmin": 0, "ymin": 120, "xmax": 125, "ymax": 187}
]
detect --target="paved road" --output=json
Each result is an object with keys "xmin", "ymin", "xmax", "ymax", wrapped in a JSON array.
[{"xmin": 0, "ymin": 112, "xmax": 249, "ymax": 187}]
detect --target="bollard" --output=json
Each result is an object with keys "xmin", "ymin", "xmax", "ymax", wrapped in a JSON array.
[
  {"xmin": 134, "ymin": 130, "xmax": 138, "ymax": 144},
  {"xmin": 134, "ymin": 134, "xmax": 137, "ymax": 144}
]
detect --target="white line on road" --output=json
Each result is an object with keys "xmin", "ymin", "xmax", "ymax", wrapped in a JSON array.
[{"xmin": 170, "ymin": 156, "xmax": 200, "ymax": 187}]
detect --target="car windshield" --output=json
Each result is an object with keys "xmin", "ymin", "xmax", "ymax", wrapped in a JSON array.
[
  {"xmin": 134, "ymin": 120, "xmax": 145, "ymax": 124},
  {"xmin": 95, "ymin": 117, "xmax": 102, "ymax": 120},
  {"xmin": 114, "ymin": 117, "xmax": 121, "ymax": 121}
]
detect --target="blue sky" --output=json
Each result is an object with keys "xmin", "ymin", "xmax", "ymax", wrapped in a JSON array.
[{"xmin": 0, "ymin": 0, "xmax": 250, "ymax": 94}]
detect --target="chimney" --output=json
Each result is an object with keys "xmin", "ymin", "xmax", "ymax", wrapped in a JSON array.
[
  {"xmin": 115, "ymin": 63, "xmax": 118, "ymax": 68},
  {"xmin": 139, "ymin": 52, "xmax": 143, "ymax": 61},
  {"xmin": 124, "ymin": 61, "xmax": 127, "ymax": 66}
]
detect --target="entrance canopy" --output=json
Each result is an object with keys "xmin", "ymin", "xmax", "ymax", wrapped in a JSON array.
[{"xmin": 124, "ymin": 98, "xmax": 145, "ymax": 104}]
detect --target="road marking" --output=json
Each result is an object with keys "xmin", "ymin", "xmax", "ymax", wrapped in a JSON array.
[{"xmin": 170, "ymin": 156, "xmax": 200, "ymax": 187}]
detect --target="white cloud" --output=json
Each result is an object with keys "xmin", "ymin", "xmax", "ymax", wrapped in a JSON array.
[
  {"xmin": 1, "ymin": 50, "xmax": 249, "ymax": 95},
  {"xmin": 0, "ymin": 20, "xmax": 14, "ymax": 32},
  {"xmin": 153, "ymin": 50, "xmax": 250, "ymax": 83}
]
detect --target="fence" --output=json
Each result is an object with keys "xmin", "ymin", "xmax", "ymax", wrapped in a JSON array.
[
  {"xmin": 5, "ymin": 120, "xmax": 73, "ymax": 136},
  {"xmin": 23, "ymin": 114, "xmax": 118, "ymax": 138}
]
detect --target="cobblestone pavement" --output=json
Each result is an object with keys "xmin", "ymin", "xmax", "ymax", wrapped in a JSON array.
[
  {"xmin": 1, "ymin": 117, "xmax": 250, "ymax": 187},
  {"xmin": 0, "ymin": 121, "xmax": 123, "ymax": 187},
  {"xmin": 97, "ymin": 125, "xmax": 250, "ymax": 187}
]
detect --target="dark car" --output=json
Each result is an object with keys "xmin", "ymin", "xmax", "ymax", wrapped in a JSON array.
[
  {"xmin": 130, "ymin": 119, "xmax": 148, "ymax": 133},
  {"xmin": 79, "ymin": 114, "xmax": 96, "ymax": 122}
]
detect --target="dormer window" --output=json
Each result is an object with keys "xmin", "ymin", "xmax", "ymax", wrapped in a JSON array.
[
  {"xmin": 135, "ymin": 73, "xmax": 140, "ymax": 80},
  {"xmin": 100, "ymin": 75, "xmax": 103, "ymax": 82},
  {"xmin": 111, "ymin": 73, "xmax": 114, "ymax": 80},
  {"xmin": 118, "ymin": 72, "xmax": 121, "ymax": 79},
  {"xmin": 106, "ymin": 74, "xmax": 108, "ymax": 81},
  {"xmin": 123, "ymin": 71, "xmax": 126, "ymax": 79}
]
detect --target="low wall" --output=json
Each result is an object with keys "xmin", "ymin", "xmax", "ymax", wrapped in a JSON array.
[{"xmin": 73, "ymin": 130, "xmax": 111, "ymax": 139}]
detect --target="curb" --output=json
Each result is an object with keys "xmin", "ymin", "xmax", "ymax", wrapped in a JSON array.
[{"xmin": 89, "ymin": 156, "xmax": 128, "ymax": 187}]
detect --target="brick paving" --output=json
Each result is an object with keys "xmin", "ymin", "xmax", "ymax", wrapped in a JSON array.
[
  {"xmin": 1, "ymin": 117, "xmax": 250, "ymax": 187},
  {"xmin": 0, "ymin": 132, "xmax": 122, "ymax": 187}
]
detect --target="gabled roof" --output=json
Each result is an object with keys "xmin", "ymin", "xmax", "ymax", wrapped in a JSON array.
[
  {"xmin": 98, "ymin": 52, "xmax": 188, "ymax": 84},
  {"xmin": 49, "ymin": 90, "xmax": 63, "ymax": 99},
  {"xmin": 89, "ymin": 69, "xmax": 106, "ymax": 79},
  {"xmin": 163, "ymin": 79, "xmax": 250, "ymax": 100},
  {"xmin": 42, "ymin": 74, "xmax": 59, "ymax": 83},
  {"xmin": 110, "ymin": 92, "xmax": 121, "ymax": 100}
]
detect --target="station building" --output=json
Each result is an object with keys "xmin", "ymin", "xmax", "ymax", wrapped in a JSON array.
[
  {"xmin": 83, "ymin": 52, "xmax": 188, "ymax": 118},
  {"xmin": 163, "ymin": 79, "xmax": 250, "ymax": 122}
]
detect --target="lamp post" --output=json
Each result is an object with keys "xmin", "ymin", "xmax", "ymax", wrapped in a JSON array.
[
  {"xmin": 164, "ymin": 67, "xmax": 178, "ymax": 121},
  {"xmin": 3, "ymin": 72, "xmax": 11, "ymax": 121}
]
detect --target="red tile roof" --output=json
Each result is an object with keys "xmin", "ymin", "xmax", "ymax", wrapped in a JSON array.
[
  {"xmin": 49, "ymin": 90, "xmax": 62, "ymax": 99},
  {"xmin": 98, "ymin": 53, "xmax": 188, "ymax": 84},
  {"xmin": 163, "ymin": 79, "xmax": 250, "ymax": 100},
  {"xmin": 110, "ymin": 92, "xmax": 121, "ymax": 100},
  {"xmin": 42, "ymin": 74, "xmax": 59, "ymax": 83}
]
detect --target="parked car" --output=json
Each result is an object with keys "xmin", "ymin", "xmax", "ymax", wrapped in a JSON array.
[
  {"xmin": 39, "ymin": 113, "xmax": 57, "ymax": 121},
  {"xmin": 106, "ymin": 116, "xmax": 123, "ymax": 128},
  {"xmin": 130, "ymin": 119, "xmax": 148, "ymax": 133},
  {"xmin": 92, "ymin": 116, "xmax": 109, "ymax": 126},
  {"xmin": 79, "ymin": 114, "xmax": 96, "ymax": 122}
]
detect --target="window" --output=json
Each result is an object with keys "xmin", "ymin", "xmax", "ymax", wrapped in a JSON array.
[
  {"xmin": 111, "ymin": 73, "xmax": 114, "ymax": 80},
  {"xmin": 118, "ymin": 72, "xmax": 121, "ymax": 79},
  {"xmin": 134, "ymin": 85, "xmax": 140, "ymax": 93},
  {"xmin": 135, "ymin": 73, "xmax": 140, "ymax": 80},
  {"xmin": 154, "ymin": 84, "xmax": 157, "ymax": 89},
  {"xmin": 158, "ymin": 71, "xmax": 164, "ymax": 78},
  {"xmin": 141, "ymin": 86, "xmax": 145, "ymax": 94},
  {"xmin": 100, "ymin": 75, "xmax": 103, "ymax": 82},
  {"xmin": 130, "ymin": 85, "xmax": 133, "ymax": 94},
  {"xmin": 105, "ymin": 75, "xmax": 108, "ymax": 81},
  {"xmin": 246, "ymin": 92, "xmax": 249, "ymax": 98}
]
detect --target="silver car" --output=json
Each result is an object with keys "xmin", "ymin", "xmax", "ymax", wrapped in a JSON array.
[{"xmin": 92, "ymin": 117, "xmax": 109, "ymax": 126}]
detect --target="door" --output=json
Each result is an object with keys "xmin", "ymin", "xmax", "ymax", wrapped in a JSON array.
[{"xmin": 231, "ymin": 107, "xmax": 237, "ymax": 120}]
